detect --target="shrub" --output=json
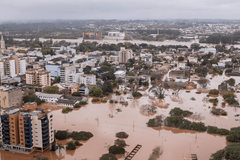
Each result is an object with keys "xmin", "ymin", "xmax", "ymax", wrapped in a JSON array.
[
  {"xmin": 124, "ymin": 91, "xmax": 127, "ymax": 94},
  {"xmin": 223, "ymin": 93, "xmax": 238, "ymax": 105},
  {"xmin": 100, "ymin": 153, "xmax": 117, "ymax": 160},
  {"xmin": 55, "ymin": 131, "xmax": 69, "ymax": 140},
  {"xmin": 116, "ymin": 132, "xmax": 129, "ymax": 138},
  {"xmin": 143, "ymin": 82, "xmax": 149, "ymax": 86},
  {"xmin": 115, "ymin": 101, "xmax": 118, "ymax": 103},
  {"xmin": 169, "ymin": 108, "xmax": 193, "ymax": 117},
  {"xmin": 70, "ymin": 131, "xmax": 93, "ymax": 141},
  {"xmin": 209, "ymin": 89, "xmax": 219, "ymax": 95},
  {"xmin": 211, "ymin": 108, "xmax": 227, "ymax": 116},
  {"xmin": 72, "ymin": 92, "xmax": 81, "ymax": 97},
  {"xmin": 44, "ymin": 86, "xmax": 59, "ymax": 94},
  {"xmin": 90, "ymin": 87, "xmax": 103, "ymax": 97},
  {"xmin": 116, "ymin": 91, "xmax": 121, "ymax": 95},
  {"xmin": 62, "ymin": 107, "xmax": 73, "ymax": 114},
  {"xmin": 114, "ymin": 139, "xmax": 127, "ymax": 147},
  {"xmin": 73, "ymin": 103, "xmax": 81, "ymax": 108},
  {"xmin": 66, "ymin": 141, "xmax": 76, "ymax": 150},
  {"xmin": 101, "ymin": 100, "xmax": 107, "ymax": 103},
  {"xmin": 109, "ymin": 100, "xmax": 114, "ymax": 103},
  {"xmin": 132, "ymin": 92, "xmax": 142, "ymax": 97},
  {"xmin": 207, "ymin": 126, "xmax": 230, "ymax": 135},
  {"xmin": 146, "ymin": 115, "xmax": 164, "ymax": 127},
  {"xmin": 92, "ymin": 98, "xmax": 100, "ymax": 102},
  {"xmin": 226, "ymin": 127, "xmax": 240, "ymax": 142},
  {"xmin": 74, "ymin": 141, "xmax": 83, "ymax": 146},
  {"xmin": 227, "ymin": 78, "xmax": 235, "ymax": 86},
  {"xmin": 79, "ymin": 101, "xmax": 88, "ymax": 105},
  {"xmin": 210, "ymin": 143, "xmax": 240, "ymax": 160},
  {"xmin": 209, "ymin": 98, "xmax": 218, "ymax": 106},
  {"xmin": 109, "ymin": 145, "xmax": 125, "ymax": 155}
]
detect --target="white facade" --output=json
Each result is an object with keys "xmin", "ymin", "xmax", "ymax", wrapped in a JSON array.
[
  {"xmin": 140, "ymin": 52, "xmax": 153, "ymax": 66},
  {"xmin": 81, "ymin": 61, "xmax": 95, "ymax": 68},
  {"xmin": 60, "ymin": 65, "xmax": 76, "ymax": 84},
  {"xmin": 19, "ymin": 59, "xmax": 26, "ymax": 75},
  {"xmin": 188, "ymin": 56, "xmax": 198, "ymax": 63},
  {"xmin": 79, "ymin": 74, "xmax": 96, "ymax": 86},
  {"xmin": 178, "ymin": 62, "xmax": 186, "ymax": 68},
  {"xmin": 0, "ymin": 61, "xmax": 4, "ymax": 78},
  {"xmin": 35, "ymin": 92, "xmax": 63, "ymax": 103},
  {"xmin": 31, "ymin": 112, "xmax": 54, "ymax": 149},
  {"xmin": 114, "ymin": 70, "xmax": 126, "ymax": 78},
  {"xmin": 198, "ymin": 47, "xmax": 217, "ymax": 55},
  {"xmin": 9, "ymin": 59, "xmax": 16, "ymax": 77}
]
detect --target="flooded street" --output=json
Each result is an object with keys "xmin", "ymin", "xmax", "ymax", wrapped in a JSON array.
[{"xmin": 1, "ymin": 72, "xmax": 240, "ymax": 160}]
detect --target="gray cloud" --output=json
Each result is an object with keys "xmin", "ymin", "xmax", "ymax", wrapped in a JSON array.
[{"xmin": 0, "ymin": 0, "xmax": 239, "ymax": 21}]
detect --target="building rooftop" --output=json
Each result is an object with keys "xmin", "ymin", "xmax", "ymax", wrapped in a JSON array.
[{"xmin": 35, "ymin": 92, "xmax": 63, "ymax": 98}]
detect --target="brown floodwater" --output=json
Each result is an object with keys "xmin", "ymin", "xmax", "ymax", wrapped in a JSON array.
[{"xmin": 1, "ymin": 74, "xmax": 240, "ymax": 160}]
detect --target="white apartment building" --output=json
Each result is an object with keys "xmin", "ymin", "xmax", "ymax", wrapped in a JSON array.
[
  {"xmin": 60, "ymin": 64, "xmax": 77, "ymax": 84},
  {"xmin": 79, "ymin": 74, "xmax": 96, "ymax": 86},
  {"xmin": 119, "ymin": 47, "xmax": 133, "ymax": 63}
]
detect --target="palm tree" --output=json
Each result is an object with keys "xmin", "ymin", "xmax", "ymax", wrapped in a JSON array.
[{"xmin": 56, "ymin": 143, "xmax": 64, "ymax": 156}]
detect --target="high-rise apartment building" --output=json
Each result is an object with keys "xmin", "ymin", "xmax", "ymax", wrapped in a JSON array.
[
  {"xmin": 119, "ymin": 47, "xmax": 133, "ymax": 63},
  {"xmin": 0, "ymin": 55, "xmax": 26, "ymax": 79},
  {"xmin": 26, "ymin": 68, "xmax": 51, "ymax": 87},
  {"xmin": 60, "ymin": 64, "xmax": 76, "ymax": 84},
  {"xmin": 0, "ymin": 103, "xmax": 54, "ymax": 153}
]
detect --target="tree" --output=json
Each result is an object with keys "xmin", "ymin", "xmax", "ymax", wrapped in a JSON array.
[
  {"xmin": 72, "ymin": 92, "xmax": 81, "ymax": 97},
  {"xmin": 102, "ymin": 81, "xmax": 113, "ymax": 95},
  {"xmin": 190, "ymin": 43, "xmax": 200, "ymax": 51},
  {"xmin": 90, "ymin": 87, "xmax": 103, "ymax": 97},
  {"xmin": 83, "ymin": 66, "xmax": 91, "ymax": 74},
  {"xmin": 228, "ymin": 78, "xmax": 235, "ymax": 86},
  {"xmin": 56, "ymin": 143, "xmax": 64, "ymax": 156},
  {"xmin": 109, "ymin": 145, "xmax": 125, "ymax": 154},
  {"xmin": 128, "ymin": 78, "xmax": 135, "ymax": 84},
  {"xmin": 44, "ymin": 86, "xmax": 59, "ymax": 94},
  {"xmin": 210, "ymin": 143, "xmax": 240, "ymax": 160},
  {"xmin": 66, "ymin": 141, "xmax": 76, "ymax": 150},
  {"xmin": 178, "ymin": 56, "xmax": 184, "ymax": 62},
  {"xmin": 99, "ymin": 153, "xmax": 117, "ymax": 160},
  {"xmin": 197, "ymin": 78, "xmax": 209, "ymax": 88}
]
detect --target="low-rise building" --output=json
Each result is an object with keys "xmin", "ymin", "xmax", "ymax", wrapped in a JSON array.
[
  {"xmin": 56, "ymin": 96, "xmax": 82, "ymax": 107},
  {"xmin": 114, "ymin": 70, "xmax": 126, "ymax": 78},
  {"xmin": 35, "ymin": 92, "xmax": 63, "ymax": 103}
]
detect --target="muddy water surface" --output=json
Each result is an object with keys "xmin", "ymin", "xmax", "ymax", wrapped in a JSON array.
[{"xmin": 1, "ymin": 75, "xmax": 240, "ymax": 160}]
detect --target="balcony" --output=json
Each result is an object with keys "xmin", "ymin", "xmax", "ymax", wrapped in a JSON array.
[
  {"xmin": 3, "ymin": 120, "xmax": 9, "ymax": 123},
  {"xmin": 42, "ymin": 136, "xmax": 49, "ymax": 141},
  {"xmin": 41, "ymin": 120, "xmax": 48, "ymax": 125},
  {"xmin": 41, "ymin": 124, "xmax": 49, "ymax": 129}
]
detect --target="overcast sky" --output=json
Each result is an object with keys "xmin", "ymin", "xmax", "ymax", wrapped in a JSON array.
[{"xmin": 0, "ymin": 0, "xmax": 239, "ymax": 21}]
